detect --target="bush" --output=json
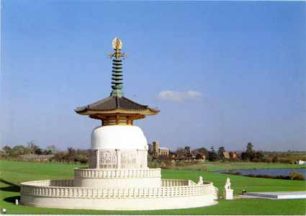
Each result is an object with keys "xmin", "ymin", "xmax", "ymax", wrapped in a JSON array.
[
  {"xmin": 272, "ymin": 155, "xmax": 279, "ymax": 163},
  {"xmin": 289, "ymin": 172, "xmax": 305, "ymax": 181},
  {"xmin": 50, "ymin": 148, "xmax": 89, "ymax": 164},
  {"xmin": 148, "ymin": 159, "xmax": 161, "ymax": 168}
]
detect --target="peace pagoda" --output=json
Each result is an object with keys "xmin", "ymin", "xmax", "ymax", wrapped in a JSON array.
[{"xmin": 20, "ymin": 38, "xmax": 218, "ymax": 210}]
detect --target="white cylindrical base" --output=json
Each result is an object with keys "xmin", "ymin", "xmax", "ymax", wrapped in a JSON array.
[
  {"xmin": 74, "ymin": 177, "xmax": 162, "ymax": 188},
  {"xmin": 73, "ymin": 168, "xmax": 162, "ymax": 188},
  {"xmin": 21, "ymin": 195, "xmax": 217, "ymax": 210},
  {"xmin": 20, "ymin": 179, "xmax": 219, "ymax": 210}
]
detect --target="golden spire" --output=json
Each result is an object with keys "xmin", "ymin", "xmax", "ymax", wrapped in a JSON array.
[{"xmin": 110, "ymin": 37, "xmax": 125, "ymax": 97}]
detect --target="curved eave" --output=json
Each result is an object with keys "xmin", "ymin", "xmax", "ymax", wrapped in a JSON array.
[{"xmin": 75, "ymin": 107, "xmax": 159, "ymax": 116}]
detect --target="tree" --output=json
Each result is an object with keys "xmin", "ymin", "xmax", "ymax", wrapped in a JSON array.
[
  {"xmin": 272, "ymin": 155, "xmax": 279, "ymax": 163},
  {"xmin": 192, "ymin": 147, "xmax": 208, "ymax": 159},
  {"xmin": 66, "ymin": 147, "xmax": 77, "ymax": 161},
  {"xmin": 218, "ymin": 146, "xmax": 226, "ymax": 160},
  {"xmin": 2, "ymin": 146, "xmax": 11, "ymax": 154},
  {"xmin": 46, "ymin": 145, "xmax": 57, "ymax": 154},
  {"xmin": 175, "ymin": 148, "xmax": 186, "ymax": 160},
  {"xmin": 11, "ymin": 145, "xmax": 28, "ymax": 156},
  {"xmin": 241, "ymin": 152, "xmax": 248, "ymax": 161},
  {"xmin": 254, "ymin": 151, "xmax": 264, "ymax": 161},
  {"xmin": 51, "ymin": 148, "xmax": 89, "ymax": 163},
  {"xmin": 34, "ymin": 148, "xmax": 43, "ymax": 155},
  {"xmin": 208, "ymin": 146, "xmax": 218, "ymax": 161},
  {"xmin": 246, "ymin": 142, "xmax": 254, "ymax": 155},
  {"xmin": 27, "ymin": 141, "xmax": 40, "ymax": 154},
  {"xmin": 242, "ymin": 142, "xmax": 256, "ymax": 161}
]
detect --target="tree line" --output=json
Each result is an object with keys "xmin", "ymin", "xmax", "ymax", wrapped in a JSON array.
[
  {"xmin": 0, "ymin": 141, "xmax": 89, "ymax": 164},
  {"xmin": 171, "ymin": 142, "xmax": 264, "ymax": 162},
  {"xmin": 1, "ymin": 141, "xmax": 301, "ymax": 164}
]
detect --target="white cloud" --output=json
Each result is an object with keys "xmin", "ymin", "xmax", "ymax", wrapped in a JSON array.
[{"xmin": 157, "ymin": 90, "xmax": 202, "ymax": 102}]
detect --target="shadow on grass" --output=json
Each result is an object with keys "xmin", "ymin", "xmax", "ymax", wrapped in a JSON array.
[
  {"xmin": 4, "ymin": 195, "xmax": 20, "ymax": 204},
  {"xmin": 0, "ymin": 178, "xmax": 20, "ymax": 192}
]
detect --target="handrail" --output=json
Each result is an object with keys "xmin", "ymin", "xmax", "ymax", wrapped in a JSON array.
[
  {"xmin": 20, "ymin": 179, "xmax": 215, "ymax": 199},
  {"xmin": 74, "ymin": 168, "xmax": 161, "ymax": 179}
]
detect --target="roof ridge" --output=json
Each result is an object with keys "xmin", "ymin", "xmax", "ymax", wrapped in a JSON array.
[
  {"xmin": 75, "ymin": 95, "xmax": 159, "ymax": 116},
  {"xmin": 121, "ymin": 96, "xmax": 148, "ymax": 108}
]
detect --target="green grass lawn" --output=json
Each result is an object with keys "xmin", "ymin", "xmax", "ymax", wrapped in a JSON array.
[{"xmin": 0, "ymin": 160, "xmax": 305, "ymax": 215}]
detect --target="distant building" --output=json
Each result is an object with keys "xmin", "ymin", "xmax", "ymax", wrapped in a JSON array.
[
  {"xmin": 223, "ymin": 152, "xmax": 230, "ymax": 160},
  {"xmin": 223, "ymin": 151, "xmax": 239, "ymax": 160},
  {"xmin": 169, "ymin": 152, "xmax": 177, "ymax": 160},
  {"xmin": 229, "ymin": 152, "xmax": 239, "ymax": 160},
  {"xmin": 195, "ymin": 153, "xmax": 206, "ymax": 161},
  {"xmin": 191, "ymin": 148, "xmax": 207, "ymax": 161},
  {"xmin": 159, "ymin": 147, "xmax": 170, "ymax": 156},
  {"xmin": 152, "ymin": 141, "xmax": 159, "ymax": 156},
  {"xmin": 151, "ymin": 141, "xmax": 169, "ymax": 157}
]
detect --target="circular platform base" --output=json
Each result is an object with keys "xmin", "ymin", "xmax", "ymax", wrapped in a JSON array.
[
  {"xmin": 21, "ymin": 195, "xmax": 217, "ymax": 210},
  {"xmin": 20, "ymin": 179, "xmax": 218, "ymax": 210}
]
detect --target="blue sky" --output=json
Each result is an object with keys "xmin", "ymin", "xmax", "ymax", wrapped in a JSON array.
[{"xmin": 1, "ymin": 1, "xmax": 305, "ymax": 151}]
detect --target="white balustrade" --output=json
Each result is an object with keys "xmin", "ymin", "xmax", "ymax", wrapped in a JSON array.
[
  {"xmin": 74, "ymin": 168, "xmax": 161, "ymax": 179},
  {"xmin": 21, "ymin": 179, "xmax": 215, "ymax": 200}
]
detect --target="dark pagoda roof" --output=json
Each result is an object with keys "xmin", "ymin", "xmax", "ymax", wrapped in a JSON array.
[{"xmin": 75, "ymin": 96, "xmax": 159, "ymax": 116}]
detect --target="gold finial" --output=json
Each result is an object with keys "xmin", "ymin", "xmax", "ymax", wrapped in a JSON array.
[
  {"xmin": 112, "ymin": 37, "xmax": 122, "ymax": 50},
  {"xmin": 110, "ymin": 37, "xmax": 125, "ymax": 59}
]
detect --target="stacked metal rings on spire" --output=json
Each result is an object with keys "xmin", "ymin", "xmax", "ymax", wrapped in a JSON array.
[
  {"xmin": 110, "ymin": 37, "xmax": 124, "ymax": 97},
  {"xmin": 112, "ymin": 57, "xmax": 123, "ymax": 88}
]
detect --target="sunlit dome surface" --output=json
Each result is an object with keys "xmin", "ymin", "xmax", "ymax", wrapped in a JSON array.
[{"xmin": 91, "ymin": 125, "xmax": 148, "ymax": 150}]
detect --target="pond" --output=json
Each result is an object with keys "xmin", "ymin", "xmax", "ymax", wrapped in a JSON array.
[{"xmin": 223, "ymin": 168, "xmax": 306, "ymax": 180}]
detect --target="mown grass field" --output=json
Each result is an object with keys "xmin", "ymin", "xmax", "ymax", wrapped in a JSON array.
[{"xmin": 0, "ymin": 160, "xmax": 305, "ymax": 215}]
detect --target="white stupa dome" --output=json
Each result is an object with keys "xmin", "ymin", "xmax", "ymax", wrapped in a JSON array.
[{"xmin": 91, "ymin": 125, "xmax": 148, "ymax": 150}]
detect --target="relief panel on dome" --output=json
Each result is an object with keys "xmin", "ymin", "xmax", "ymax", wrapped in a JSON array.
[
  {"xmin": 139, "ymin": 150, "xmax": 148, "ymax": 168},
  {"xmin": 121, "ymin": 151, "xmax": 137, "ymax": 168},
  {"xmin": 99, "ymin": 151, "xmax": 118, "ymax": 168}
]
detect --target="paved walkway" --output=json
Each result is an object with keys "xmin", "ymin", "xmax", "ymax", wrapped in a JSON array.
[{"xmin": 240, "ymin": 191, "xmax": 306, "ymax": 199}]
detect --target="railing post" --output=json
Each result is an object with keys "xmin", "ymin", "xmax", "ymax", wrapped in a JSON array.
[
  {"xmin": 96, "ymin": 149, "xmax": 100, "ymax": 168},
  {"xmin": 116, "ymin": 149, "xmax": 121, "ymax": 169}
]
